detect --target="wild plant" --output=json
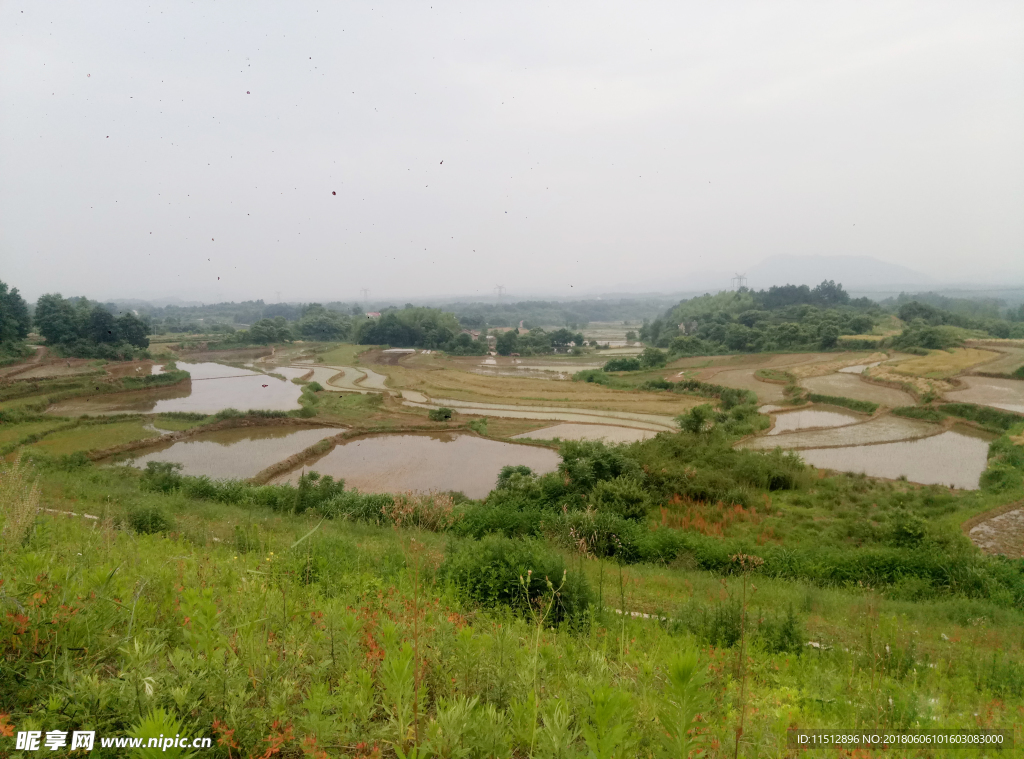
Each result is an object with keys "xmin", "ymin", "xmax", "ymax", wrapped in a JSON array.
[
  {"xmin": 520, "ymin": 568, "xmax": 567, "ymax": 757},
  {"xmin": 537, "ymin": 699, "xmax": 581, "ymax": 758},
  {"xmin": 0, "ymin": 455, "xmax": 39, "ymax": 550},
  {"xmin": 580, "ymin": 685, "xmax": 634, "ymax": 758},
  {"xmin": 657, "ymin": 648, "xmax": 709, "ymax": 758},
  {"xmin": 381, "ymin": 641, "xmax": 416, "ymax": 748},
  {"xmin": 730, "ymin": 553, "xmax": 763, "ymax": 759}
]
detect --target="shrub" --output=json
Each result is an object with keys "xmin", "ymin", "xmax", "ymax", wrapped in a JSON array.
[
  {"xmin": 429, "ymin": 407, "xmax": 454, "ymax": 421},
  {"xmin": 590, "ymin": 476, "xmax": 650, "ymax": 521},
  {"xmin": 127, "ymin": 503, "xmax": 174, "ymax": 534},
  {"xmin": 439, "ymin": 535, "xmax": 592, "ymax": 625},
  {"xmin": 603, "ymin": 357, "xmax": 641, "ymax": 372},
  {"xmin": 306, "ymin": 381, "xmax": 325, "ymax": 391}
]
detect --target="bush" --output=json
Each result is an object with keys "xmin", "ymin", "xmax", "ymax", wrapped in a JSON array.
[
  {"xmin": 429, "ymin": 407, "xmax": 454, "ymax": 421},
  {"xmin": 128, "ymin": 504, "xmax": 174, "ymax": 534},
  {"xmin": 439, "ymin": 535, "xmax": 592, "ymax": 625},
  {"xmin": 590, "ymin": 476, "xmax": 650, "ymax": 520},
  {"xmin": 603, "ymin": 357, "xmax": 641, "ymax": 372}
]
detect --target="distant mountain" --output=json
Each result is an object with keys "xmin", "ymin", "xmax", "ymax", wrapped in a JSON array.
[{"xmin": 744, "ymin": 255, "xmax": 931, "ymax": 291}]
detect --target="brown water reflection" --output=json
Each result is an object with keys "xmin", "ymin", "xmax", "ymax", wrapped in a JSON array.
[
  {"xmin": 768, "ymin": 406, "xmax": 863, "ymax": 435},
  {"xmin": 117, "ymin": 426, "xmax": 338, "ymax": 479},
  {"xmin": 48, "ymin": 362, "xmax": 304, "ymax": 415},
  {"xmin": 797, "ymin": 428, "xmax": 993, "ymax": 490},
  {"xmin": 274, "ymin": 433, "xmax": 560, "ymax": 499}
]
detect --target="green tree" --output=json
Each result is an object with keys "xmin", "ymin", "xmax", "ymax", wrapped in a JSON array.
[
  {"xmin": 0, "ymin": 281, "xmax": 31, "ymax": 344},
  {"xmin": 495, "ymin": 330, "xmax": 519, "ymax": 356},
  {"xmin": 638, "ymin": 346, "xmax": 667, "ymax": 368},
  {"xmin": 87, "ymin": 305, "xmax": 120, "ymax": 344},
  {"xmin": 116, "ymin": 312, "xmax": 151, "ymax": 348},
  {"xmin": 34, "ymin": 293, "xmax": 81, "ymax": 345}
]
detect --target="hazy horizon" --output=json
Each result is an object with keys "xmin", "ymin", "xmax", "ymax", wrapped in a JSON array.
[{"xmin": 3, "ymin": 2, "xmax": 1022, "ymax": 304}]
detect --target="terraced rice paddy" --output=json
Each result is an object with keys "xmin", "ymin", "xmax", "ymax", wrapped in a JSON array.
[
  {"xmin": 272, "ymin": 432, "xmax": 560, "ymax": 498},
  {"xmin": 970, "ymin": 506, "xmax": 1024, "ymax": 558},
  {"xmin": 28, "ymin": 421, "xmax": 159, "ymax": 455},
  {"xmin": 767, "ymin": 406, "xmax": 863, "ymax": 435},
  {"xmin": 888, "ymin": 348, "xmax": 1000, "ymax": 379},
  {"xmin": 47, "ymin": 362, "xmax": 304, "ymax": 415},
  {"xmin": 697, "ymin": 368, "xmax": 786, "ymax": 402},
  {"xmin": 800, "ymin": 373, "xmax": 915, "ymax": 406},
  {"xmin": 116, "ymin": 426, "xmax": 339, "ymax": 479},
  {"xmin": 797, "ymin": 428, "xmax": 994, "ymax": 490},
  {"xmin": 511, "ymin": 423, "xmax": 655, "ymax": 443},
  {"xmin": 944, "ymin": 376, "xmax": 1024, "ymax": 414},
  {"xmin": 971, "ymin": 346, "xmax": 1024, "ymax": 375},
  {"xmin": 739, "ymin": 415, "xmax": 936, "ymax": 450},
  {"xmin": 401, "ymin": 397, "xmax": 677, "ymax": 431}
]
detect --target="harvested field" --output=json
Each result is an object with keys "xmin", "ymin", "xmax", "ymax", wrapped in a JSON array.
[
  {"xmin": 944, "ymin": 376, "xmax": 1024, "ymax": 414},
  {"xmin": 801, "ymin": 373, "xmax": 915, "ymax": 406},
  {"xmin": 701, "ymin": 368, "xmax": 786, "ymax": 402},
  {"xmin": 14, "ymin": 363, "xmax": 100, "ymax": 379},
  {"xmin": 382, "ymin": 364, "xmax": 702, "ymax": 417},
  {"xmin": 970, "ymin": 347, "xmax": 1024, "ymax": 375},
  {"xmin": 887, "ymin": 348, "xmax": 1000, "ymax": 379}
]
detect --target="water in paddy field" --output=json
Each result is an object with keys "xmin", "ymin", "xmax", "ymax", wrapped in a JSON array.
[
  {"xmin": 838, "ymin": 361, "xmax": 882, "ymax": 374},
  {"xmin": 944, "ymin": 376, "xmax": 1024, "ymax": 414},
  {"xmin": 273, "ymin": 432, "xmax": 561, "ymax": 499},
  {"xmin": 740, "ymin": 415, "xmax": 937, "ymax": 450},
  {"xmin": 768, "ymin": 406, "xmax": 864, "ymax": 435},
  {"xmin": 115, "ymin": 426, "xmax": 339, "ymax": 479},
  {"xmin": 46, "ymin": 362, "xmax": 304, "ymax": 415},
  {"xmin": 513, "ymin": 424, "xmax": 655, "ymax": 443},
  {"xmin": 800, "ymin": 374, "xmax": 914, "ymax": 406},
  {"xmin": 797, "ymin": 427, "xmax": 994, "ymax": 490}
]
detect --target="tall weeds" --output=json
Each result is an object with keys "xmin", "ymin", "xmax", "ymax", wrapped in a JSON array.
[{"xmin": 0, "ymin": 455, "xmax": 39, "ymax": 550}]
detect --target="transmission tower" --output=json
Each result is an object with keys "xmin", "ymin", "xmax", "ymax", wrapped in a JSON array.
[
  {"xmin": 494, "ymin": 285, "xmax": 506, "ymax": 302},
  {"xmin": 360, "ymin": 288, "xmax": 370, "ymax": 304},
  {"xmin": 730, "ymin": 273, "xmax": 747, "ymax": 291}
]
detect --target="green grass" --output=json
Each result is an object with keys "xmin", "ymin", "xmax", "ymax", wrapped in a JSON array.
[
  {"xmin": 804, "ymin": 392, "xmax": 879, "ymax": 414},
  {"xmin": 317, "ymin": 342, "xmax": 370, "ymax": 365},
  {"xmin": 26, "ymin": 420, "xmax": 159, "ymax": 455}
]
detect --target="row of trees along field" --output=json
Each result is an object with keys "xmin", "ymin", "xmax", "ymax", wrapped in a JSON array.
[{"xmin": 641, "ymin": 280, "xmax": 1024, "ymax": 356}]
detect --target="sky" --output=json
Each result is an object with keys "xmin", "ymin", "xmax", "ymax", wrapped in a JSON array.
[{"xmin": 2, "ymin": 1, "xmax": 1022, "ymax": 304}]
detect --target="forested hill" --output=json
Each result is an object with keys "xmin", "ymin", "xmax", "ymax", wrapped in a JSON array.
[
  {"xmin": 642, "ymin": 281, "xmax": 1024, "ymax": 355},
  {"xmin": 641, "ymin": 281, "xmax": 877, "ymax": 353}
]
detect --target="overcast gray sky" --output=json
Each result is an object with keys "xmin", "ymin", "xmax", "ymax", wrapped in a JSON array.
[{"xmin": 2, "ymin": 1, "xmax": 1022, "ymax": 303}]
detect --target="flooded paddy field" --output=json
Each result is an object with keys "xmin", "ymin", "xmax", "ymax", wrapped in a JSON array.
[
  {"xmin": 739, "ymin": 415, "xmax": 937, "ymax": 450},
  {"xmin": 46, "ymin": 362, "xmax": 304, "ymax": 416},
  {"xmin": 114, "ymin": 426, "xmax": 338, "ymax": 479},
  {"xmin": 512, "ymin": 423, "xmax": 655, "ymax": 443},
  {"xmin": 798, "ymin": 428, "xmax": 994, "ymax": 490},
  {"xmin": 800, "ymin": 373, "xmax": 914, "ymax": 406},
  {"xmin": 944, "ymin": 376, "xmax": 1024, "ymax": 414},
  {"xmin": 402, "ymin": 397, "xmax": 678, "ymax": 431},
  {"xmin": 273, "ymin": 432, "xmax": 560, "ymax": 498},
  {"xmin": 969, "ymin": 506, "xmax": 1024, "ymax": 558},
  {"xmin": 767, "ymin": 406, "xmax": 863, "ymax": 435},
  {"xmin": 698, "ymin": 368, "xmax": 786, "ymax": 402}
]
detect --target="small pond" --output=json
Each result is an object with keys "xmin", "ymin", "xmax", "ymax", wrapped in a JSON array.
[
  {"xmin": 797, "ymin": 428, "xmax": 993, "ymax": 490},
  {"xmin": 47, "ymin": 362, "xmax": 305, "ymax": 415},
  {"xmin": 768, "ymin": 406, "xmax": 863, "ymax": 435},
  {"xmin": 115, "ymin": 426, "xmax": 338, "ymax": 479},
  {"xmin": 272, "ymin": 432, "xmax": 560, "ymax": 499}
]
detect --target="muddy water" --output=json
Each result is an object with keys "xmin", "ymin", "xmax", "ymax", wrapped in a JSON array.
[
  {"xmin": 273, "ymin": 433, "xmax": 560, "ymax": 498},
  {"xmin": 944, "ymin": 376, "xmax": 1024, "ymax": 414},
  {"xmin": 768, "ymin": 406, "xmax": 863, "ymax": 435},
  {"xmin": 117, "ymin": 427, "xmax": 338, "ymax": 479},
  {"xmin": 801, "ymin": 373, "xmax": 914, "ymax": 406},
  {"xmin": 708, "ymin": 369, "xmax": 787, "ymax": 402},
  {"xmin": 740, "ymin": 415, "xmax": 936, "ymax": 450},
  {"xmin": 798, "ymin": 428, "xmax": 994, "ymax": 490},
  {"xmin": 512, "ymin": 424, "xmax": 655, "ymax": 443},
  {"xmin": 47, "ymin": 362, "xmax": 304, "ymax": 415}
]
